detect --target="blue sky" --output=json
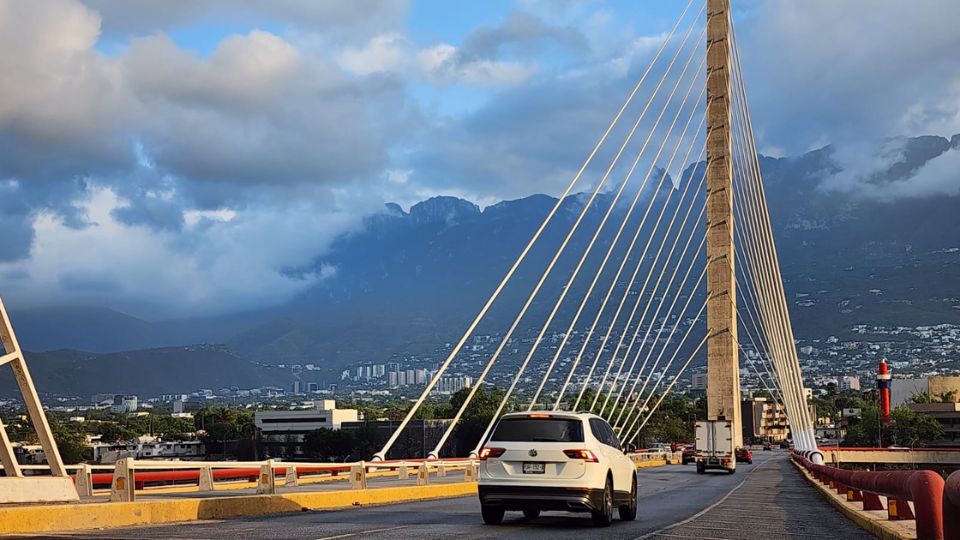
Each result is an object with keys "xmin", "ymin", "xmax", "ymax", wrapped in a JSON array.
[{"xmin": 1, "ymin": 0, "xmax": 958, "ymax": 318}]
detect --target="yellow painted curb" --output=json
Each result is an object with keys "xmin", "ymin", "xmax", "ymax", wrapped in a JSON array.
[
  {"xmin": 791, "ymin": 460, "xmax": 915, "ymax": 540},
  {"xmin": 0, "ymin": 482, "xmax": 478, "ymax": 535},
  {"xmin": 635, "ymin": 460, "xmax": 675, "ymax": 469}
]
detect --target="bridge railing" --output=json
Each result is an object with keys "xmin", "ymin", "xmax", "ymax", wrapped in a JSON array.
[
  {"xmin": 17, "ymin": 451, "xmax": 680, "ymax": 501},
  {"xmin": 18, "ymin": 458, "xmax": 480, "ymax": 500},
  {"xmin": 792, "ymin": 452, "xmax": 944, "ymax": 540},
  {"xmin": 627, "ymin": 450, "xmax": 682, "ymax": 465}
]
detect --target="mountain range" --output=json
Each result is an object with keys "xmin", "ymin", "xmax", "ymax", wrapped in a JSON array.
[{"xmin": 6, "ymin": 134, "xmax": 960, "ymax": 397}]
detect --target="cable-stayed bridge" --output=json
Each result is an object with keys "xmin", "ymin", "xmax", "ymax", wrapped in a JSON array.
[
  {"xmin": 1, "ymin": 1, "xmax": 957, "ymax": 538},
  {"xmin": 372, "ymin": 0, "xmax": 818, "ymax": 464}
]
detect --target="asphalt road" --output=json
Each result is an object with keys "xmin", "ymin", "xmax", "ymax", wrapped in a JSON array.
[{"xmin": 27, "ymin": 451, "xmax": 871, "ymax": 539}]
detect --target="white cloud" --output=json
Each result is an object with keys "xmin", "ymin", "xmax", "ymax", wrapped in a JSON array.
[
  {"xmin": 417, "ymin": 43, "xmax": 537, "ymax": 86},
  {"xmin": 0, "ymin": 186, "xmax": 365, "ymax": 317},
  {"xmin": 739, "ymin": 0, "xmax": 960, "ymax": 155},
  {"xmin": 338, "ymin": 33, "xmax": 410, "ymax": 75}
]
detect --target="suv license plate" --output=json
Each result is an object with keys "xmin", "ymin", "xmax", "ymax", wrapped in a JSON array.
[{"xmin": 523, "ymin": 462, "xmax": 545, "ymax": 474}]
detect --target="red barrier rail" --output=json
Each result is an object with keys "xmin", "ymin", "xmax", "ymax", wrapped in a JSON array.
[
  {"xmin": 819, "ymin": 447, "xmax": 960, "ymax": 453},
  {"xmin": 77, "ymin": 465, "xmax": 354, "ymax": 489},
  {"xmin": 944, "ymin": 471, "xmax": 960, "ymax": 540},
  {"xmin": 792, "ymin": 452, "xmax": 944, "ymax": 540},
  {"xmin": 72, "ymin": 459, "xmax": 473, "ymax": 490}
]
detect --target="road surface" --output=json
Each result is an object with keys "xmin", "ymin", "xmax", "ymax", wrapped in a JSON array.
[{"xmin": 27, "ymin": 452, "xmax": 872, "ymax": 539}]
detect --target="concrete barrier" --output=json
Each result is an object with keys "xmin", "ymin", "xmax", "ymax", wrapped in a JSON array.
[
  {"xmin": 256, "ymin": 460, "xmax": 276, "ymax": 495},
  {"xmin": 284, "ymin": 465, "xmax": 298, "ymax": 487},
  {"xmin": 417, "ymin": 463, "xmax": 429, "ymax": 486},
  {"xmin": 349, "ymin": 462, "xmax": 367, "ymax": 490},
  {"xmin": 0, "ymin": 482, "xmax": 479, "ymax": 535},
  {"xmin": 110, "ymin": 457, "xmax": 135, "ymax": 502}
]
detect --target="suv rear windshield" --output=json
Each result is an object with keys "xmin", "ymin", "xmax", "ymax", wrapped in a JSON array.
[{"xmin": 490, "ymin": 417, "xmax": 585, "ymax": 442}]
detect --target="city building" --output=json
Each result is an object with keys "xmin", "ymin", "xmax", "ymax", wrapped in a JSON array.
[
  {"xmin": 111, "ymin": 395, "xmax": 138, "ymax": 413},
  {"xmin": 741, "ymin": 397, "xmax": 789, "ymax": 443},
  {"xmin": 437, "ymin": 376, "xmax": 473, "ymax": 394},
  {"xmin": 840, "ymin": 375, "xmax": 861, "ymax": 391},
  {"xmin": 255, "ymin": 400, "xmax": 359, "ymax": 458},
  {"xmin": 691, "ymin": 373, "xmax": 707, "ymax": 391},
  {"xmin": 91, "ymin": 437, "xmax": 204, "ymax": 464},
  {"xmin": 891, "ymin": 376, "xmax": 960, "ymax": 407},
  {"xmin": 906, "ymin": 402, "xmax": 960, "ymax": 446}
]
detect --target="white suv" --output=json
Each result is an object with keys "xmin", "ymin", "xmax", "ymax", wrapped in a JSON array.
[{"xmin": 477, "ymin": 411, "xmax": 637, "ymax": 527}]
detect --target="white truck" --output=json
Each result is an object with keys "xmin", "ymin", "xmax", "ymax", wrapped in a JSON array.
[{"xmin": 694, "ymin": 420, "xmax": 735, "ymax": 474}]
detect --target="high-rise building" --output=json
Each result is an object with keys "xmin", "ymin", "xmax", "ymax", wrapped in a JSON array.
[
  {"xmin": 691, "ymin": 373, "xmax": 707, "ymax": 391},
  {"xmin": 292, "ymin": 381, "xmax": 302, "ymax": 394}
]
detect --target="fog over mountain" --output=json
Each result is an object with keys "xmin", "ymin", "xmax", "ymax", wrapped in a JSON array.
[{"xmin": 7, "ymin": 134, "xmax": 959, "ymax": 396}]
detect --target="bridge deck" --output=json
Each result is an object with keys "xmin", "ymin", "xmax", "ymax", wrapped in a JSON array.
[
  {"xmin": 644, "ymin": 456, "xmax": 875, "ymax": 540},
  {"xmin": 17, "ymin": 453, "xmax": 873, "ymax": 539}
]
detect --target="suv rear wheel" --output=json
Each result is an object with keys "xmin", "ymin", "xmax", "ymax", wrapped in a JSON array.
[
  {"xmin": 618, "ymin": 474, "xmax": 637, "ymax": 521},
  {"xmin": 591, "ymin": 476, "xmax": 613, "ymax": 527},
  {"xmin": 481, "ymin": 504, "xmax": 504, "ymax": 525}
]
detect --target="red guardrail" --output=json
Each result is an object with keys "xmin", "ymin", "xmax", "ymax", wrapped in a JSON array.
[
  {"xmin": 819, "ymin": 447, "xmax": 960, "ymax": 453},
  {"xmin": 73, "ymin": 459, "xmax": 470, "ymax": 489},
  {"xmin": 78, "ymin": 465, "xmax": 354, "ymax": 489},
  {"xmin": 944, "ymin": 471, "xmax": 960, "ymax": 539},
  {"xmin": 792, "ymin": 452, "xmax": 944, "ymax": 540}
]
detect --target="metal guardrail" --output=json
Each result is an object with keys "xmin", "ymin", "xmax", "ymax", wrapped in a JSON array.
[
  {"xmin": 792, "ymin": 452, "xmax": 944, "ymax": 540},
  {"xmin": 17, "ymin": 450, "xmax": 682, "ymax": 502},
  {"xmin": 943, "ymin": 471, "xmax": 960, "ymax": 539},
  {"xmin": 15, "ymin": 458, "xmax": 480, "ymax": 501}
]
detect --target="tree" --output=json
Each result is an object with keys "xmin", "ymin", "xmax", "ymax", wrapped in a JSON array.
[
  {"xmin": 195, "ymin": 407, "xmax": 257, "ymax": 460},
  {"xmin": 631, "ymin": 394, "xmax": 698, "ymax": 448},
  {"xmin": 937, "ymin": 390, "xmax": 958, "ymax": 404},
  {"xmin": 303, "ymin": 429, "xmax": 355, "ymax": 461},
  {"xmin": 97, "ymin": 422, "xmax": 135, "ymax": 443},
  {"xmin": 51, "ymin": 425, "xmax": 90, "ymax": 464},
  {"xmin": 843, "ymin": 405, "xmax": 944, "ymax": 448},
  {"xmin": 447, "ymin": 386, "xmax": 511, "ymax": 457},
  {"xmin": 887, "ymin": 407, "xmax": 943, "ymax": 447}
]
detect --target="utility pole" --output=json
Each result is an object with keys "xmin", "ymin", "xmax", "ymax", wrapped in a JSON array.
[{"xmin": 705, "ymin": 0, "xmax": 742, "ymax": 448}]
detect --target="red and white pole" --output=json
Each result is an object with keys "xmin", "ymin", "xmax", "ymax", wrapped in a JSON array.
[{"xmin": 877, "ymin": 359, "xmax": 891, "ymax": 425}]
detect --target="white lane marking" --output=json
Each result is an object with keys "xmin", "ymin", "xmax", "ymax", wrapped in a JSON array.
[
  {"xmin": 633, "ymin": 456, "xmax": 777, "ymax": 540},
  {"xmin": 313, "ymin": 525, "xmax": 407, "ymax": 540}
]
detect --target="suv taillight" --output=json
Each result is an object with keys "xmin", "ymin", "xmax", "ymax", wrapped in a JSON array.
[
  {"xmin": 563, "ymin": 449, "xmax": 599, "ymax": 462},
  {"xmin": 479, "ymin": 447, "xmax": 506, "ymax": 460}
]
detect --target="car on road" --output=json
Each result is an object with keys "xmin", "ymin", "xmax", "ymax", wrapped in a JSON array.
[
  {"xmin": 477, "ymin": 411, "xmax": 638, "ymax": 527},
  {"xmin": 762, "ymin": 441, "xmax": 773, "ymax": 451},
  {"xmin": 681, "ymin": 445, "xmax": 696, "ymax": 464},
  {"xmin": 735, "ymin": 447, "xmax": 753, "ymax": 464},
  {"xmin": 779, "ymin": 441, "xmax": 790, "ymax": 449}
]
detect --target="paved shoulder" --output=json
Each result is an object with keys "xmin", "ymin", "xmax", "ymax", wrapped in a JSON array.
[{"xmin": 640, "ymin": 456, "xmax": 874, "ymax": 540}]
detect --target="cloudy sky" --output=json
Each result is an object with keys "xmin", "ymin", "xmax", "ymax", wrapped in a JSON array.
[{"xmin": 0, "ymin": 0, "xmax": 958, "ymax": 318}]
